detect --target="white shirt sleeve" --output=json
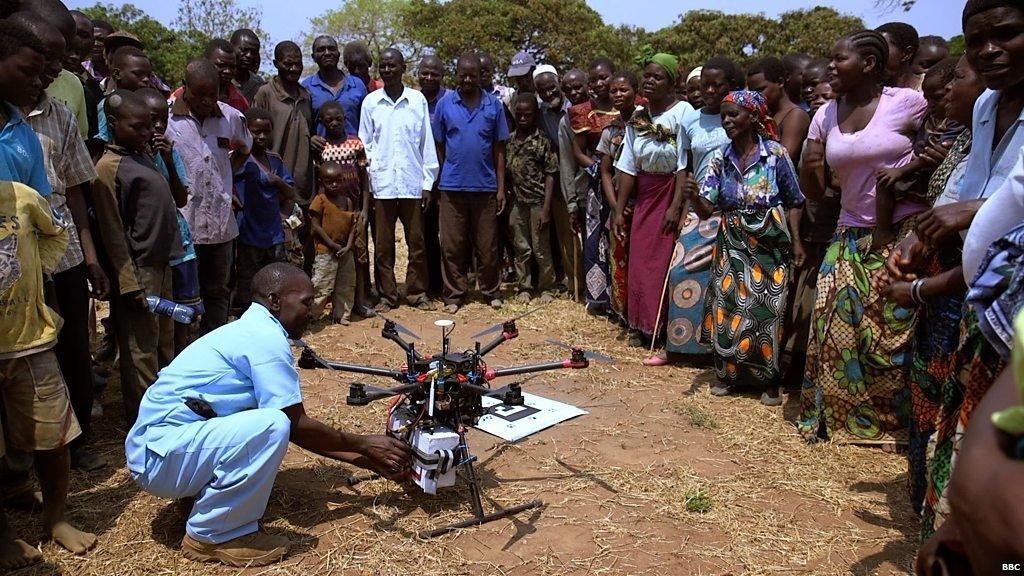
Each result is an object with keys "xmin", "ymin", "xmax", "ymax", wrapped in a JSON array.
[
  {"xmin": 358, "ymin": 96, "xmax": 376, "ymax": 162},
  {"xmin": 420, "ymin": 96, "xmax": 439, "ymax": 191},
  {"xmin": 676, "ymin": 113, "xmax": 692, "ymax": 172},
  {"xmin": 963, "ymin": 147, "xmax": 1024, "ymax": 284},
  {"xmin": 615, "ymin": 125, "xmax": 638, "ymax": 176}
]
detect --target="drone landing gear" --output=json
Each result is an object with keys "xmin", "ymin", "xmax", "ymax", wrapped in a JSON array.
[{"xmin": 419, "ymin": 454, "xmax": 543, "ymax": 539}]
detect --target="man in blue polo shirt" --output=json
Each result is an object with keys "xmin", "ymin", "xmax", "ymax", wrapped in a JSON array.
[
  {"xmin": 431, "ymin": 52, "xmax": 509, "ymax": 313},
  {"xmin": 302, "ymin": 35, "xmax": 366, "ymax": 137},
  {"xmin": 126, "ymin": 263, "xmax": 410, "ymax": 567},
  {"xmin": 0, "ymin": 20, "xmax": 53, "ymax": 197}
]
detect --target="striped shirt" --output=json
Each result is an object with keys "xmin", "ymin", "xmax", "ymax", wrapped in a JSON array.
[{"xmin": 25, "ymin": 97, "xmax": 97, "ymax": 273}]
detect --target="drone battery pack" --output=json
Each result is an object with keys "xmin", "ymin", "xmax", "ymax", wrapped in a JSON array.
[{"xmin": 411, "ymin": 426, "xmax": 460, "ymax": 494}]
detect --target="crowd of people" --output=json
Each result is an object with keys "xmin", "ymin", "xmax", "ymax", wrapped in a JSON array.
[{"xmin": 0, "ymin": 0, "xmax": 1022, "ymax": 570}]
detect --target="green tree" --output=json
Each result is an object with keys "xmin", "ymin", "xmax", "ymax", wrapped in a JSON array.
[
  {"xmin": 174, "ymin": 0, "xmax": 264, "ymax": 41},
  {"xmin": 949, "ymin": 34, "xmax": 965, "ymax": 56},
  {"xmin": 80, "ymin": 2, "xmax": 207, "ymax": 86},
  {"xmin": 596, "ymin": 24, "xmax": 650, "ymax": 75},
  {"xmin": 650, "ymin": 10, "xmax": 775, "ymax": 68},
  {"xmin": 402, "ymin": 0, "xmax": 634, "ymax": 79},
  {"xmin": 174, "ymin": 0, "xmax": 271, "ymax": 65},
  {"xmin": 763, "ymin": 7, "xmax": 865, "ymax": 58},
  {"xmin": 307, "ymin": 0, "xmax": 419, "ymax": 64},
  {"xmin": 649, "ymin": 7, "xmax": 863, "ymax": 70}
]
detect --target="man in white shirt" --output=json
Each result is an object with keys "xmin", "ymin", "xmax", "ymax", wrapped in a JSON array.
[{"xmin": 358, "ymin": 48, "xmax": 439, "ymax": 310}]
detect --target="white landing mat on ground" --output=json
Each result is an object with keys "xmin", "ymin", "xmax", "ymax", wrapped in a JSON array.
[{"xmin": 475, "ymin": 391, "xmax": 587, "ymax": 442}]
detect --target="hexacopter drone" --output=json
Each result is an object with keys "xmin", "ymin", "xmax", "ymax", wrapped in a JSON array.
[{"xmin": 295, "ymin": 307, "xmax": 610, "ymax": 538}]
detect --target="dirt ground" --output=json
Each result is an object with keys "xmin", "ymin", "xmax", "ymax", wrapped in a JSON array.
[{"xmin": 7, "ymin": 231, "xmax": 919, "ymax": 575}]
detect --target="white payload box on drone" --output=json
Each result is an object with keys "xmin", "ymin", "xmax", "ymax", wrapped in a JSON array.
[{"xmin": 389, "ymin": 404, "xmax": 459, "ymax": 494}]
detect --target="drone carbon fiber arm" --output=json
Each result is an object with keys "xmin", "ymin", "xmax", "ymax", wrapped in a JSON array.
[
  {"xmin": 478, "ymin": 327, "xmax": 518, "ymax": 357},
  {"xmin": 485, "ymin": 353, "xmax": 589, "ymax": 380},
  {"xmin": 298, "ymin": 347, "xmax": 407, "ymax": 381},
  {"xmin": 346, "ymin": 382, "xmax": 423, "ymax": 406}
]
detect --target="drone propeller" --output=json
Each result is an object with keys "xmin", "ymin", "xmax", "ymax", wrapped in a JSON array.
[
  {"xmin": 379, "ymin": 315, "xmax": 421, "ymax": 340},
  {"xmin": 543, "ymin": 339, "xmax": 614, "ymax": 364},
  {"xmin": 291, "ymin": 339, "xmax": 331, "ymax": 369},
  {"xmin": 471, "ymin": 303, "xmax": 553, "ymax": 339}
]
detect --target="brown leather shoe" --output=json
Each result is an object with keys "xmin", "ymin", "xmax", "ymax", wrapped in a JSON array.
[{"xmin": 181, "ymin": 531, "xmax": 289, "ymax": 567}]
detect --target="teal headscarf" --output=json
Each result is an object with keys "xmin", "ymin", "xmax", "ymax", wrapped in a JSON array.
[{"xmin": 634, "ymin": 45, "xmax": 679, "ymax": 83}]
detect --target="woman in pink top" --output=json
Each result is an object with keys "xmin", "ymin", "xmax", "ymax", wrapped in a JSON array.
[{"xmin": 797, "ymin": 30, "xmax": 927, "ymax": 445}]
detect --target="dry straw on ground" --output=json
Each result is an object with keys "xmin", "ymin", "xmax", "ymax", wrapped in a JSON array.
[{"xmin": 9, "ymin": 230, "xmax": 916, "ymax": 575}]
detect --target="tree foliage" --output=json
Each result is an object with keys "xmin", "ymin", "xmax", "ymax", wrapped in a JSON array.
[
  {"xmin": 763, "ymin": 7, "xmax": 865, "ymax": 58},
  {"xmin": 80, "ymin": 2, "xmax": 207, "ymax": 86},
  {"xmin": 174, "ymin": 0, "xmax": 264, "ymax": 42},
  {"xmin": 80, "ymin": 0, "xmax": 274, "ymax": 85},
  {"xmin": 948, "ymin": 34, "xmax": 965, "ymax": 56},
  {"xmin": 83, "ymin": 0, "xmax": 874, "ymax": 86},
  {"xmin": 400, "ymin": 0, "xmax": 637, "ymax": 77},
  {"xmin": 175, "ymin": 0, "xmax": 271, "ymax": 64},
  {"xmin": 307, "ymin": 0, "xmax": 418, "ymax": 65},
  {"xmin": 303, "ymin": 0, "xmax": 864, "ymax": 79},
  {"xmin": 651, "ymin": 10, "xmax": 772, "ymax": 70},
  {"xmin": 875, "ymin": 0, "xmax": 918, "ymax": 11},
  {"xmin": 652, "ymin": 8, "xmax": 863, "ymax": 70}
]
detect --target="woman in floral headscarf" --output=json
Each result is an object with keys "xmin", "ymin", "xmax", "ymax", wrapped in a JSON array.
[
  {"xmin": 687, "ymin": 90, "xmax": 806, "ymax": 403},
  {"xmin": 612, "ymin": 50, "xmax": 694, "ymax": 344}
]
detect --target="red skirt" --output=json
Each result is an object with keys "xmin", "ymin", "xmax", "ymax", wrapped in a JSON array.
[{"xmin": 627, "ymin": 172, "xmax": 677, "ymax": 335}]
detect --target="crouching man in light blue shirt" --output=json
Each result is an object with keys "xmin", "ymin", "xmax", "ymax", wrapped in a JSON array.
[{"xmin": 125, "ymin": 263, "xmax": 410, "ymax": 567}]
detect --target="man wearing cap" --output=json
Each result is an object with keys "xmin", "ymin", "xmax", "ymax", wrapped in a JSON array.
[
  {"xmin": 507, "ymin": 50, "xmax": 536, "ymax": 95},
  {"xmin": 535, "ymin": 65, "xmax": 585, "ymax": 300},
  {"xmin": 534, "ymin": 65, "xmax": 564, "ymax": 144},
  {"xmin": 98, "ymin": 32, "xmax": 171, "ymax": 94}
]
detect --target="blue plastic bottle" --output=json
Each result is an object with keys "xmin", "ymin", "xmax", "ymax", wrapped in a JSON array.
[{"xmin": 146, "ymin": 295, "xmax": 195, "ymax": 324}]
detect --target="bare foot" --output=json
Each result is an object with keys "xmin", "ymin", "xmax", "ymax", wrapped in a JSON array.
[
  {"xmin": 0, "ymin": 532, "xmax": 42, "ymax": 570},
  {"xmin": 49, "ymin": 521, "xmax": 96, "ymax": 555}
]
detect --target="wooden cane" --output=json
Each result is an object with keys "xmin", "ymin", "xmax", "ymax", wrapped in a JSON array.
[
  {"xmin": 650, "ymin": 232, "xmax": 683, "ymax": 355},
  {"xmin": 648, "ymin": 194, "xmax": 691, "ymax": 355}
]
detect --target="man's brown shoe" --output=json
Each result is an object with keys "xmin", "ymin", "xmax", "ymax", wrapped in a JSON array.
[{"xmin": 181, "ymin": 531, "xmax": 289, "ymax": 567}]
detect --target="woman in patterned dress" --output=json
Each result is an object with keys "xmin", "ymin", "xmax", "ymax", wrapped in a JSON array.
[
  {"xmin": 643, "ymin": 57, "xmax": 741, "ymax": 363},
  {"xmin": 880, "ymin": 54, "xmax": 985, "ymax": 517},
  {"xmin": 797, "ymin": 30, "xmax": 928, "ymax": 445},
  {"xmin": 885, "ymin": 0, "xmax": 1024, "ymax": 532},
  {"xmin": 688, "ymin": 90, "xmax": 805, "ymax": 405},
  {"xmin": 569, "ymin": 58, "xmax": 619, "ymax": 312},
  {"xmin": 599, "ymin": 71, "xmax": 640, "ymax": 324},
  {"xmin": 647, "ymin": 59, "xmax": 745, "ymax": 362}
]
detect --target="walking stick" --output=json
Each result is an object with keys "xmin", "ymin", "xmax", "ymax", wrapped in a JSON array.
[{"xmin": 649, "ymin": 200, "xmax": 689, "ymax": 355}]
